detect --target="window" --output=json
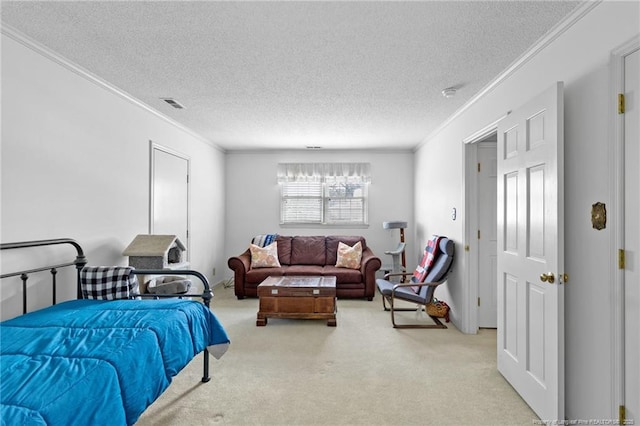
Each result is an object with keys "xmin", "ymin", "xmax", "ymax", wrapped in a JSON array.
[{"xmin": 278, "ymin": 163, "xmax": 370, "ymax": 225}]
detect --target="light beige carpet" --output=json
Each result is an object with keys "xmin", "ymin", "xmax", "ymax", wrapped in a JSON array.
[{"xmin": 136, "ymin": 284, "xmax": 538, "ymax": 425}]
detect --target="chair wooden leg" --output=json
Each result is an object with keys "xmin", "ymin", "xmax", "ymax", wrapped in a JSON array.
[
  {"xmin": 428, "ymin": 315, "xmax": 446, "ymax": 328},
  {"xmin": 390, "ymin": 299, "xmax": 447, "ymax": 329},
  {"xmin": 390, "ymin": 296, "xmax": 398, "ymax": 327},
  {"xmin": 382, "ymin": 294, "xmax": 390, "ymax": 311},
  {"xmin": 380, "ymin": 289, "xmax": 448, "ymax": 328},
  {"xmin": 382, "ymin": 292, "xmax": 417, "ymax": 312}
]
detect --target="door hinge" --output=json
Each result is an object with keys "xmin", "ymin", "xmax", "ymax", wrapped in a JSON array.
[
  {"xmin": 618, "ymin": 93, "xmax": 625, "ymax": 114},
  {"xmin": 478, "ymin": 297, "xmax": 481, "ymax": 307},
  {"xmin": 478, "ymin": 162, "xmax": 481, "ymax": 172},
  {"xmin": 186, "ymin": 174, "xmax": 190, "ymax": 183},
  {"xmin": 478, "ymin": 230, "xmax": 481, "ymax": 239},
  {"xmin": 620, "ymin": 405, "xmax": 625, "ymax": 425},
  {"xmin": 619, "ymin": 249, "xmax": 626, "ymax": 269}
]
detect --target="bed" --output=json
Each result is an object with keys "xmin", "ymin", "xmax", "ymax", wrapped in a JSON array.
[{"xmin": 0, "ymin": 238, "xmax": 230, "ymax": 425}]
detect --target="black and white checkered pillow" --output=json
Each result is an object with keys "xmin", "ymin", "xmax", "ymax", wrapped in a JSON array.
[{"xmin": 80, "ymin": 266, "xmax": 139, "ymax": 300}]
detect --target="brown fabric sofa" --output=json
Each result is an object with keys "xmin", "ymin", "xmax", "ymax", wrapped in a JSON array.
[{"xmin": 227, "ymin": 235, "xmax": 381, "ymax": 300}]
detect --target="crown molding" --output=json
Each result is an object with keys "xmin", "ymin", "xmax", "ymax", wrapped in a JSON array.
[
  {"xmin": 414, "ymin": 0, "xmax": 602, "ymax": 152},
  {"xmin": 1, "ymin": 23, "xmax": 225, "ymax": 153}
]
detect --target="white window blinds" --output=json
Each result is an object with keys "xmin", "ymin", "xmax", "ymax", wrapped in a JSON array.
[{"xmin": 277, "ymin": 163, "xmax": 371, "ymax": 225}]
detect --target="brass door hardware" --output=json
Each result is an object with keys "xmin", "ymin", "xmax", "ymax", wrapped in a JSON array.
[
  {"xmin": 540, "ymin": 272, "xmax": 556, "ymax": 284},
  {"xmin": 591, "ymin": 202, "xmax": 606, "ymax": 230}
]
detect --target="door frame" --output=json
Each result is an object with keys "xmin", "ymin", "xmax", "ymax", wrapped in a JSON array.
[
  {"xmin": 610, "ymin": 35, "xmax": 640, "ymax": 421},
  {"xmin": 149, "ymin": 140, "xmax": 191, "ymax": 260},
  {"xmin": 463, "ymin": 112, "xmax": 511, "ymax": 334}
]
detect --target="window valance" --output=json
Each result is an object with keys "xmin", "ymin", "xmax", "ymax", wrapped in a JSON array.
[{"xmin": 276, "ymin": 163, "xmax": 371, "ymax": 184}]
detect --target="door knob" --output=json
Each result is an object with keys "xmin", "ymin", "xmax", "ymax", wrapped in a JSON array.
[{"xmin": 540, "ymin": 272, "xmax": 556, "ymax": 284}]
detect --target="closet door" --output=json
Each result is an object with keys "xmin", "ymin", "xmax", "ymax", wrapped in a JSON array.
[{"xmin": 150, "ymin": 142, "xmax": 190, "ymax": 257}]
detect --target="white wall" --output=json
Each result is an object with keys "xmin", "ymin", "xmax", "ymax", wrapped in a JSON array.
[
  {"xmin": 413, "ymin": 1, "xmax": 639, "ymax": 420},
  {"xmin": 224, "ymin": 150, "xmax": 414, "ymax": 280},
  {"xmin": 1, "ymin": 33, "xmax": 227, "ymax": 319}
]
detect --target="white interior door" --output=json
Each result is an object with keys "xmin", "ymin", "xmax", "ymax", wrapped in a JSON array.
[
  {"xmin": 624, "ymin": 47, "xmax": 639, "ymax": 424},
  {"xmin": 150, "ymin": 143, "xmax": 190, "ymax": 257},
  {"xmin": 478, "ymin": 141, "xmax": 498, "ymax": 328},
  {"xmin": 497, "ymin": 82, "xmax": 564, "ymax": 421}
]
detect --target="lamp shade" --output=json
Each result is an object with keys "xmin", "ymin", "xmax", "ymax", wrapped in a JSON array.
[{"xmin": 382, "ymin": 221, "xmax": 407, "ymax": 229}]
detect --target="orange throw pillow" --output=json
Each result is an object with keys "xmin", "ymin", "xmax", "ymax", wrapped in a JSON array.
[
  {"xmin": 249, "ymin": 242, "xmax": 281, "ymax": 268},
  {"xmin": 335, "ymin": 241, "xmax": 362, "ymax": 269}
]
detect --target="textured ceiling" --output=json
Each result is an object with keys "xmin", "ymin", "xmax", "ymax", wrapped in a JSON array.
[{"xmin": 1, "ymin": 1, "xmax": 582, "ymax": 151}]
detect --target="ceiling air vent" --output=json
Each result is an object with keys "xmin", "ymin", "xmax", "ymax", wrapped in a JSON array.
[{"xmin": 161, "ymin": 98, "xmax": 185, "ymax": 109}]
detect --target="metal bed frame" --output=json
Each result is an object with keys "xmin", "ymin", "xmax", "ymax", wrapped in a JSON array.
[{"xmin": 0, "ymin": 237, "xmax": 215, "ymax": 382}]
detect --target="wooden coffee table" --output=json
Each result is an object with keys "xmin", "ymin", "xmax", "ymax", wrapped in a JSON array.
[{"xmin": 256, "ymin": 276, "xmax": 337, "ymax": 327}]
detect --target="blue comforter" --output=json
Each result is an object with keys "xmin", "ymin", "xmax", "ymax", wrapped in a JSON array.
[{"xmin": 0, "ymin": 298, "xmax": 230, "ymax": 425}]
